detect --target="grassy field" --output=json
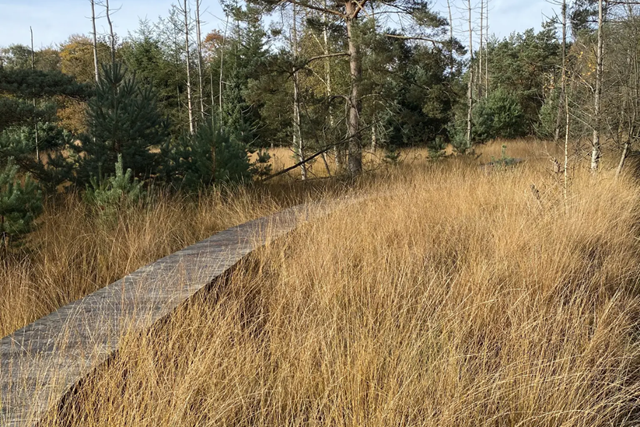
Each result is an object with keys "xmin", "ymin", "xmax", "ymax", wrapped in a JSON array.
[
  {"xmin": 34, "ymin": 140, "xmax": 640, "ymax": 426},
  {"xmin": 0, "ymin": 178, "xmax": 360, "ymax": 338}
]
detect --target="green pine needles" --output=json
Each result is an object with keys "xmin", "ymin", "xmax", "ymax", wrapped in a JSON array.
[
  {"xmin": 0, "ymin": 159, "xmax": 43, "ymax": 251},
  {"xmin": 84, "ymin": 154, "xmax": 145, "ymax": 220},
  {"xmin": 78, "ymin": 63, "xmax": 167, "ymax": 184}
]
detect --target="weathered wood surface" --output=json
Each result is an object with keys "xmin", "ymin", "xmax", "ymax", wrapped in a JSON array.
[{"xmin": 0, "ymin": 201, "xmax": 339, "ymax": 427}]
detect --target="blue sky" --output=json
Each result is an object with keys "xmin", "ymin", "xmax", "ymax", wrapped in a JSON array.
[{"xmin": 0, "ymin": 0, "xmax": 559, "ymax": 49}]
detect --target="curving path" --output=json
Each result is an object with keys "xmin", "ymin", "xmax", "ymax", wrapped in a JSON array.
[{"xmin": 0, "ymin": 199, "xmax": 347, "ymax": 427}]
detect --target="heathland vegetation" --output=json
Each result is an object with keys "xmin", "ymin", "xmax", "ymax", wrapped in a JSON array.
[{"xmin": 4, "ymin": 0, "xmax": 640, "ymax": 425}]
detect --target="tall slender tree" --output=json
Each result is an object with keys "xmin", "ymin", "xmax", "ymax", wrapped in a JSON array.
[
  {"xmin": 195, "ymin": 0, "xmax": 206, "ymax": 120},
  {"xmin": 485, "ymin": 0, "xmax": 489, "ymax": 97},
  {"xmin": 291, "ymin": 3, "xmax": 307, "ymax": 180},
  {"xmin": 591, "ymin": 0, "xmax": 604, "ymax": 171},
  {"xmin": 466, "ymin": 0, "xmax": 474, "ymax": 149},
  {"xmin": 90, "ymin": 0, "xmax": 100, "ymax": 83},
  {"xmin": 182, "ymin": 0, "xmax": 195, "ymax": 134},
  {"xmin": 479, "ymin": 0, "xmax": 484, "ymax": 99},
  {"xmin": 562, "ymin": 0, "xmax": 570, "ymax": 196},
  {"xmin": 104, "ymin": 0, "xmax": 117, "ymax": 65}
]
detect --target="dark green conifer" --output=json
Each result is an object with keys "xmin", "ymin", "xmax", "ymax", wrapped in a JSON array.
[
  {"xmin": 0, "ymin": 159, "xmax": 43, "ymax": 251},
  {"xmin": 78, "ymin": 63, "xmax": 168, "ymax": 183}
]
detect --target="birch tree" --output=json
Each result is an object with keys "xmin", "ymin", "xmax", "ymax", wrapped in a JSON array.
[
  {"xmin": 181, "ymin": 0, "xmax": 195, "ymax": 134},
  {"xmin": 195, "ymin": 0, "xmax": 206, "ymax": 119},
  {"xmin": 562, "ymin": 0, "xmax": 570, "ymax": 195},
  {"xmin": 90, "ymin": 0, "xmax": 100, "ymax": 83},
  {"xmin": 291, "ymin": 3, "xmax": 307, "ymax": 179},
  {"xmin": 591, "ymin": 0, "xmax": 604, "ymax": 171},
  {"xmin": 466, "ymin": 0, "xmax": 474, "ymax": 148}
]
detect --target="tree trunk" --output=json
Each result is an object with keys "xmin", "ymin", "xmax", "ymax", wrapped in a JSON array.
[
  {"xmin": 447, "ymin": 0, "xmax": 454, "ymax": 72},
  {"xmin": 292, "ymin": 3, "xmax": 307, "ymax": 180},
  {"xmin": 105, "ymin": 0, "xmax": 116, "ymax": 65},
  {"xmin": 195, "ymin": 0, "xmax": 205, "ymax": 120},
  {"xmin": 617, "ymin": 5, "xmax": 639, "ymax": 178},
  {"xmin": 591, "ymin": 0, "xmax": 604, "ymax": 172},
  {"xmin": 466, "ymin": 0, "xmax": 474, "ymax": 150},
  {"xmin": 371, "ymin": 122, "xmax": 377, "ymax": 151},
  {"xmin": 616, "ymin": 141, "xmax": 630, "ymax": 177},
  {"xmin": 485, "ymin": 0, "xmax": 489, "ymax": 97},
  {"xmin": 562, "ymin": 0, "xmax": 570, "ymax": 198},
  {"xmin": 219, "ymin": 16, "xmax": 229, "ymax": 114},
  {"xmin": 31, "ymin": 26, "xmax": 39, "ymax": 163},
  {"xmin": 183, "ymin": 0, "xmax": 194, "ymax": 134},
  {"xmin": 346, "ymin": 2, "xmax": 363, "ymax": 176},
  {"xmin": 555, "ymin": 6, "xmax": 566, "ymax": 147},
  {"xmin": 91, "ymin": 0, "xmax": 99, "ymax": 83},
  {"xmin": 323, "ymin": 2, "xmax": 343, "ymax": 173},
  {"xmin": 479, "ymin": 0, "xmax": 484, "ymax": 99}
]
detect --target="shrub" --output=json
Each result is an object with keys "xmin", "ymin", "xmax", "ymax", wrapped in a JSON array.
[{"xmin": 84, "ymin": 154, "xmax": 145, "ymax": 220}]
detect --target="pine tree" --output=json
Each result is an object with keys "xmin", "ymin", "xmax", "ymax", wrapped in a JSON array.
[
  {"xmin": 161, "ymin": 119, "xmax": 254, "ymax": 190},
  {"xmin": 0, "ymin": 159, "xmax": 43, "ymax": 251},
  {"xmin": 0, "ymin": 67, "xmax": 90, "ymax": 191},
  {"xmin": 84, "ymin": 153, "xmax": 145, "ymax": 220},
  {"xmin": 78, "ymin": 63, "xmax": 168, "ymax": 183}
]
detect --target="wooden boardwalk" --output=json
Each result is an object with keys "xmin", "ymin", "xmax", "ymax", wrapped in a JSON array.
[{"xmin": 0, "ymin": 201, "xmax": 339, "ymax": 426}]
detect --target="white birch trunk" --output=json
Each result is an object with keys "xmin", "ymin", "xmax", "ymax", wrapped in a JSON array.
[
  {"xmin": 195, "ymin": 0, "xmax": 205, "ymax": 120},
  {"xmin": 485, "ymin": 0, "xmax": 489, "ymax": 97},
  {"xmin": 183, "ymin": 0, "xmax": 194, "ymax": 134},
  {"xmin": 466, "ymin": 0, "xmax": 474, "ymax": 149},
  {"xmin": 479, "ymin": 0, "xmax": 484, "ymax": 99},
  {"xmin": 562, "ymin": 0, "xmax": 570, "ymax": 198},
  {"xmin": 91, "ymin": 0, "xmax": 99, "ymax": 83},
  {"xmin": 292, "ymin": 3, "xmax": 306, "ymax": 180},
  {"xmin": 591, "ymin": 0, "xmax": 604, "ymax": 171},
  {"xmin": 219, "ymin": 16, "xmax": 229, "ymax": 114}
]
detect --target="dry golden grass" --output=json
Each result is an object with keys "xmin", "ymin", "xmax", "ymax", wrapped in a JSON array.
[
  {"xmin": 38, "ymin": 140, "xmax": 640, "ymax": 426},
  {"xmin": 0, "ymin": 180, "xmax": 356, "ymax": 338}
]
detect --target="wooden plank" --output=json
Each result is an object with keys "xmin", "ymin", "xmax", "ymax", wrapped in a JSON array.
[{"xmin": 0, "ymin": 202, "xmax": 335, "ymax": 427}]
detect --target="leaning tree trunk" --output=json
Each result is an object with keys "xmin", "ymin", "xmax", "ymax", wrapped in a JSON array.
[
  {"xmin": 345, "ymin": 2, "xmax": 363, "ymax": 176},
  {"xmin": 591, "ymin": 0, "xmax": 604, "ymax": 172}
]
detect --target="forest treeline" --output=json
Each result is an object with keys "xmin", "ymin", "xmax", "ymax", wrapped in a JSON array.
[{"xmin": 0, "ymin": 0, "xmax": 636, "ymax": 248}]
